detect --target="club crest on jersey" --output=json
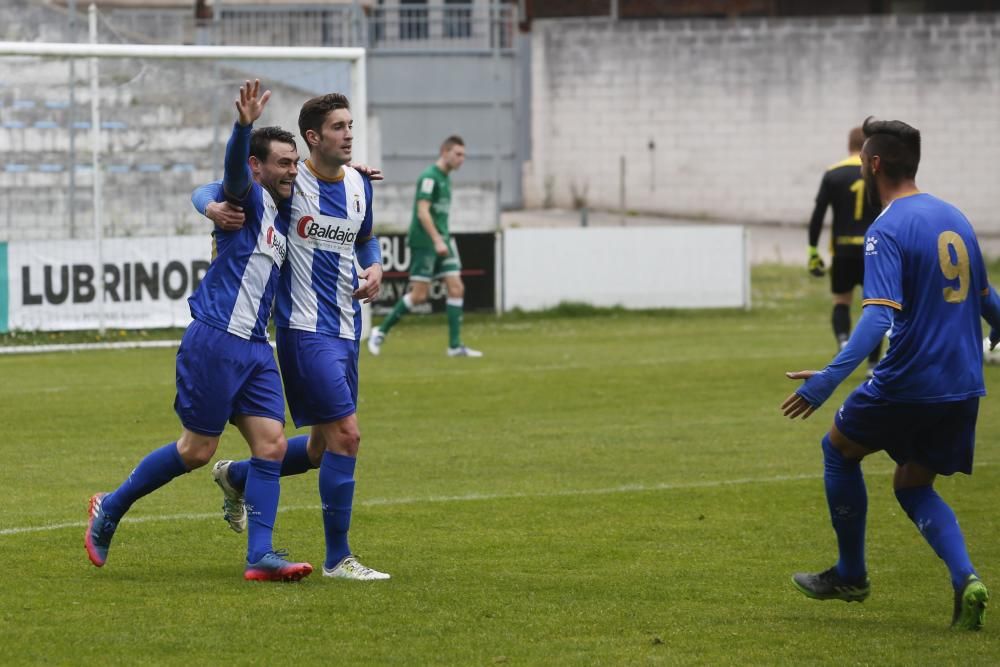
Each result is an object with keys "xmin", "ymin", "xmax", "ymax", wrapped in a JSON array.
[{"xmin": 865, "ymin": 236, "xmax": 879, "ymax": 256}]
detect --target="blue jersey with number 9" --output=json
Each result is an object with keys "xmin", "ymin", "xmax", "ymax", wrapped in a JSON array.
[{"xmin": 862, "ymin": 193, "xmax": 988, "ymax": 402}]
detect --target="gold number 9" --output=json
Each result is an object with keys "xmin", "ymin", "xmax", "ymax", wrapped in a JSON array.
[{"xmin": 938, "ymin": 231, "xmax": 970, "ymax": 304}]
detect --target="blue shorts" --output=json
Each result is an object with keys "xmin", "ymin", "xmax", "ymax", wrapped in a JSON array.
[
  {"xmin": 276, "ymin": 327, "xmax": 359, "ymax": 428},
  {"xmin": 834, "ymin": 380, "xmax": 978, "ymax": 475},
  {"xmin": 174, "ymin": 320, "xmax": 285, "ymax": 436}
]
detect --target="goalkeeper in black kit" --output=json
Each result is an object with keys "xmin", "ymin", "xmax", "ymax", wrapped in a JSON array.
[{"xmin": 808, "ymin": 126, "xmax": 882, "ymax": 375}]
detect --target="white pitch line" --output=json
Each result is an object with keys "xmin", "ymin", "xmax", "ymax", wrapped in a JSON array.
[
  {"xmin": 7, "ymin": 461, "xmax": 994, "ymax": 538},
  {"xmin": 0, "ymin": 338, "xmax": 282, "ymax": 355},
  {"xmin": 0, "ymin": 340, "xmax": 181, "ymax": 355},
  {"xmin": 0, "ymin": 472, "xmax": 821, "ymax": 537}
]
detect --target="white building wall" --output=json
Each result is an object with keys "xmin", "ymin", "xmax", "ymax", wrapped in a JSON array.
[{"xmin": 524, "ymin": 14, "xmax": 1000, "ymax": 230}]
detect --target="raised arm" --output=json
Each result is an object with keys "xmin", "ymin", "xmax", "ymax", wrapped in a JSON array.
[{"xmin": 223, "ymin": 79, "xmax": 271, "ymax": 202}]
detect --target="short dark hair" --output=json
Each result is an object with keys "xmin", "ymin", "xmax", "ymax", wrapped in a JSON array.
[
  {"xmin": 440, "ymin": 135, "xmax": 464, "ymax": 153},
  {"xmin": 861, "ymin": 116, "xmax": 920, "ymax": 180},
  {"xmin": 250, "ymin": 126, "xmax": 296, "ymax": 162},
  {"xmin": 298, "ymin": 93, "xmax": 351, "ymax": 144},
  {"xmin": 848, "ymin": 126, "xmax": 864, "ymax": 152}
]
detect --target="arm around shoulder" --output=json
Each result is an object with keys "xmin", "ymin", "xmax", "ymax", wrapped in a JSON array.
[{"xmin": 191, "ymin": 180, "xmax": 223, "ymax": 216}]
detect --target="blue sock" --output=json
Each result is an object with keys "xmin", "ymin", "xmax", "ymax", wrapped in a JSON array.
[
  {"xmin": 101, "ymin": 442, "xmax": 189, "ymax": 521},
  {"xmin": 226, "ymin": 435, "xmax": 315, "ymax": 493},
  {"xmin": 280, "ymin": 435, "xmax": 317, "ymax": 478},
  {"xmin": 895, "ymin": 485, "xmax": 976, "ymax": 591},
  {"xmin": 319, "ymin": 452, "xmax": 356, "ymax": 570},
  {"xmin": 821, "ymin": 434, "xmax": 868, "ymax": 582},
  {"xmin": 245, "ymin": 457, "xmax": 282, "ymax": 564}
]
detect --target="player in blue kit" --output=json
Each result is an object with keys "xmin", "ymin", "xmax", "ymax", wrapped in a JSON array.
[
  {"xmin": 197, "ymin": 93, "xmax": 388, "ymax": 581},
  {"xmin": 193, "ymin": 180, "xmax": 381, "ymax": 541},
  {"xmin": 273, "ymin": 92, "xmax": 388, "ymax": 580},
  {"xmin": 85, "ymin": 80, "xmax": 312, "ymax": 582},
  {"xmin": 781, "ymin": 117, "xmax": 999, "ymax": 629}
]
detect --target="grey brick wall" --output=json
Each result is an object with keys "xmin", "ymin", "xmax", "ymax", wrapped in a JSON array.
[{"xmin": 524, "ymin": 14, "xmax": 1000, "ymax": 231}]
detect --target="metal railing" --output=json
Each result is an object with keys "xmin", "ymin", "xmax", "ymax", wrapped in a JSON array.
[
  {"xmin": 368, "ymin": 2, "xmax": 516, "ymax": 50},
  {"xmin": 91, "ymin": 2, "xmax": 517, "ymax": 51},
  {"xmin": 218, "ymin": 5, "xmax": 365, "ymax": 48}
]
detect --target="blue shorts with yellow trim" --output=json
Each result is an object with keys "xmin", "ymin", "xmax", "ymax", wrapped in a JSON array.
[
  {"xmin": 174, "ymin": 320, "xmax": 285, "ymax": 436},
  {"xmin": 834, "ymin": 380, "xmax": 978, "ymax": 475},
  {"xmin": 276, "ymin": 327, "xmax": 359, "ymax": 428}
]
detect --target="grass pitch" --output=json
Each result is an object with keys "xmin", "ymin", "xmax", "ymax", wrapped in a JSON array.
[{"xmin": 1, "ymin": 265, "xmax": 998, "ymax": 665}]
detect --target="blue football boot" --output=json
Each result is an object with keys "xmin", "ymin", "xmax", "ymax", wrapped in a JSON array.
[
  {"xmin": 244, "ymin": 549, "xmax": 313, "ymax": 582},
  {"xmin": 85, "ymin": 493, "xmax": 118, "ymax": 567}
]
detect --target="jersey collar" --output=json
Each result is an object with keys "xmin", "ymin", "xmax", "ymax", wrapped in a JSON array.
[{"xmin": 305, "ymin": 159, "xmax": 345, "ymax": 183}]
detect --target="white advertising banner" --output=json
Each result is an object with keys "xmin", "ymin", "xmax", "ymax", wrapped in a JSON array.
[
  {"xmin": 502, "ymin": 226, "xmax": 749, "ymax": 311},
  {"xmin": 7, "ymin": 235, "xmax": 213, "ymax": 332}
]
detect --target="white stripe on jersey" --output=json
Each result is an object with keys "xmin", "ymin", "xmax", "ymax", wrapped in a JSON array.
[
  {"xmin": 288, "ymin": 244, "xmax": 319, "ymax": 331},
  {"xmin": 278, "ymin": 163, "xmax": 370, "ymax": 338},
  {"xmin": 227, "ymin": 190, "xmax": 286, "ymax": 338},
  {"xmin": 228, "ymin": 252, "xmax": 273, "ymax": 337},
  {"xmin": 336, "ymin": 252, "xmax": 356, "ymax": 339}
]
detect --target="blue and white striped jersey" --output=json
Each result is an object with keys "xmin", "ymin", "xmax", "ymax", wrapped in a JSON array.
[
  {"xmin": 188, "ymin": 182, "xmax": 290, "ymax": 342},
  {"xmin": 274, "ymin": 161, "xmax": 374, "ymax": 339}
]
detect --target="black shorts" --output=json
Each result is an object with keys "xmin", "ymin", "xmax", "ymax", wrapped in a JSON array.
[{"xmin": 831, "ymin": 255, "xmax": 864, "ymax": 294}]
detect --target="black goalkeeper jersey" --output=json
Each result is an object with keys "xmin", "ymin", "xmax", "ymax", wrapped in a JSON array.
[{"xmin": 808, "ymin": 155, "xmax": 879, "ymax": 258}]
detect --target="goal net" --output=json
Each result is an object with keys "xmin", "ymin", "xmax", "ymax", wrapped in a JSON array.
[{"xmin": 0, "ymin": 31, "xmax": 366, "ymax": 335}]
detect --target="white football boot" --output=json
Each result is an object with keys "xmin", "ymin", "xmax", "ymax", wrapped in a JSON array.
[
  {"xmin": 367, "ymin": 328, "xmax": 386, "ymax": 356},
  {"xmin": 323, "ymin": 555, "xmax": 391, "ymax": 581},
  {"xmin": 446, "ymin": 345, "xmax": 483, "ymax": 358},
  {"xmin": 211, "ymin": 459, "xmax": 247, "ymax": 533}
]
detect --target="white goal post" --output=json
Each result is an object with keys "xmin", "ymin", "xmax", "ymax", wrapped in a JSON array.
[
  {"xmin": 0, "ymin": 36, "xmax": 366, "ymax": 336},
  {"xmin": 0, "ymin": 40, "xmax": 368, "ymax": 163}
]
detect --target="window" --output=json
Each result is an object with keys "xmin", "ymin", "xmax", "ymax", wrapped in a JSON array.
[
  {"xmin": 444, "ymin": 0, "xmax": 472, "ymax": 39},
  {"xmin": 400, "ymin": 0, "xmax": 428, "ymax": 40}
]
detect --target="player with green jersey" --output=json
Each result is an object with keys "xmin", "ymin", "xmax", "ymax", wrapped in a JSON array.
[{"xmin": 368, "ymin": 135, "xmax": 482, "ymax": 357}]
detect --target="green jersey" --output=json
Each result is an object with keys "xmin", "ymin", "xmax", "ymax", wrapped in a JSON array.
[{"xmin": 408, "ymin": 163, "xmax": 451, "ymax": 249}]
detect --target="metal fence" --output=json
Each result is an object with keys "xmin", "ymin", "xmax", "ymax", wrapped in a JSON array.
[
  {"xmin": 368, "ymin": 2, "xmax": 515, "ymax": 50},
  {"xmin": 94, "ymin": 2, "xmax": 517, "ymax": 52}
]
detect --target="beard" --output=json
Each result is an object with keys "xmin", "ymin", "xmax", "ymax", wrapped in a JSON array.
[{"xmin": 863, "ymin": 172, "xmax": 882, "ymax": 210}]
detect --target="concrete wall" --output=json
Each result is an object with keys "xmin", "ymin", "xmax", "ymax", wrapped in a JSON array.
[
  {"xmin": 524, "ymin": 14, "xmax": 1000, "ymax": 230},
  {"xmin": 503, "ymin": 225, "xmax": 748, "ymax": 311},
  {"xmin": 369, "ymin": 50, "xmax": 520, "ymax": 213},
  {"xmin": 373, "ymin": 182, "xmax": 498, "ymax": 233}
]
